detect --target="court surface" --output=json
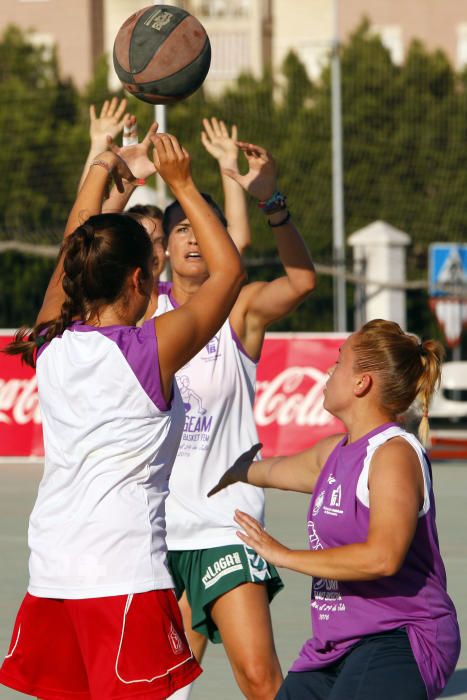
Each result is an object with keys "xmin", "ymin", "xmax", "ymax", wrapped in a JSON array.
[{"xmin": 0, "ymin": 459, "xmax": 465, "ymax": 700}]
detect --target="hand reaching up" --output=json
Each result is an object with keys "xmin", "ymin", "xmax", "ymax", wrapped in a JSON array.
[
  {"xmin": 89, "ymin": 97, "xmax": 129, "ymax": 152},
  {"xmin": 107, "ymin": 122, "xmax": 158, "ymax": 181},
  {"xmin": 201, "ymin": 117, "xmax": 239, "ymax": 172},
  {"xmin": 151, "ymin": 133, "xmax": 192, "ymax": 193},
  {"xmin": 222, "ymin": 143, "xmax": 277, "ymax": 202}
]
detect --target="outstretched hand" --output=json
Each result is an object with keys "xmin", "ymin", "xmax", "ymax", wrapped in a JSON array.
[
  {"xmin": 89, "ymin": 97, "xmax": 128, "ymax": 151},
  {"xmin": 234, "ymin": 510, "xmax": 289, "ymax": 567},
  {"xmin": 201, "ymin": 117, "xmax": 239, "ymax": 171},
  {"xmin": 151, "ymin": 133, "xmax": 192, "ymax": 192},
  {"xmin": 207, "ymin": 443, "xmax": 262, "ymax": 497},
  {"xmin": 222, "ymin": 142, "xmax": 277, "ymax": 201},
  {"xmin": 107, "ymin": 122, "xmax": 158, "ymax": 181}
]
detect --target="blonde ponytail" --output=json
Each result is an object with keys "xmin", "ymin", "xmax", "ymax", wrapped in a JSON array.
[{"xmin": 416, "ymin": 339, "xmax": 444, "ymax": 447}]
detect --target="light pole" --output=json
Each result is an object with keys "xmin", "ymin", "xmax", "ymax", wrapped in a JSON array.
[
  {"xmin": 331, "ymin": 0, "xmax": 346, "ymax": 331},
  {"xmin": 154, "ymin": 104, "xmax": 169, "ymax": 207}
]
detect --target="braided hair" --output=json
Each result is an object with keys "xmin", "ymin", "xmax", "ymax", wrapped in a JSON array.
[{"xmin": 4, "ymin": 213, "xmax": 152, "ymax": 367}]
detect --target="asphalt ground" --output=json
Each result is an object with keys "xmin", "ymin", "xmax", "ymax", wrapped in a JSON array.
[{"xmin": 0, "ymin": 459, "xmax": 465, "ymax": 700}]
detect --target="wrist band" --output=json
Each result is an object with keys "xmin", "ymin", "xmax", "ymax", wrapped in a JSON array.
[
  {"xmin": 90, "ymin": 159, "xmax": 112, "ymax": 174},
  {"xmin": 258, "ymin": 190, "xmax": 287, "ymax": 215},
  {"xmin": 268, "ymin": 211, "xmax": 291, "ymax": 228}
]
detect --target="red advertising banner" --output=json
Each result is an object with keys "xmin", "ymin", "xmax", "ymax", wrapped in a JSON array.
[
  {"xmin": 0, "ymin": 332, "xmax": 347, "ymax": 459},
  {"xmin": 255, "ymin": 333, "xmax": 346, "ymax": 456},
  {"xmin": 0, "ymin": 333, "xmax": 43, "ymax": 457}
]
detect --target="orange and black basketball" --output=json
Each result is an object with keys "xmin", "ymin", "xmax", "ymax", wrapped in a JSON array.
[{"xmin": 113, "ymin": 5, "xmax": 211, "ymax": 105}]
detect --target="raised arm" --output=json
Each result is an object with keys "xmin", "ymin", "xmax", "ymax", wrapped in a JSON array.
[
  {"xmin": 201, "ymin": 117, "xmax": 251, "ymax": 255},
  {"xmin": 36, "ymin": 152, "xmax": 134, "ymax": 326},
  {"xmin": 233, "ymin": 437, "xmax": 424, "ymax": 582},
  {"xmin": 78, "ymin": 97, "xmax": 129, "ymax": 191},
  {"xmin": 226, "ymin": 143, "xmax": 316, "ymax": 360},
  {"xmin": 153, "ymin": 134, "xmax": 246, "ymax": 398}
]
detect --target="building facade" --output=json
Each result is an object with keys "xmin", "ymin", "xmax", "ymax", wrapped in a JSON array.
[{"xmin": 0, "ymin": 0, "xmax": 466, "ymax": 90}]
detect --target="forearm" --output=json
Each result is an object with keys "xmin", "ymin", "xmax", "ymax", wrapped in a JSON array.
[
  {"xmin": 78, "ymin": 142, "xmax": 108, "ymax": 192},
  {"xmin": 246, "ymin": 456, "xmax": 295, "ymax": 490},
  {"xmin": 278, "ymin": 542, "xmax": 393, "ymax": 581},
  {"xmin": 102, "ymin": 181, "xmax": 137, "ymax": 213},
  {"xmin": 66, "ymin": 163, "xmax": 109, "ymax": 236},
  {"xmin": 268, "ymin": 212, "xmax": 316, "ymax": 295},
  {"xmin": 221, "ymin": 172, "xmax": 251, "ymax": 254}
]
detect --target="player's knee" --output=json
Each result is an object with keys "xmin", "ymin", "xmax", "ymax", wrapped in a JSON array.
[{"xmin": 235, "ymin": 656, "xmax": 281, "ymax": 699}]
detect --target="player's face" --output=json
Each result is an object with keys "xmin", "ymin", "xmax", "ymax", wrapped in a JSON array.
[
  {"xmin": 167, "ymin": 218, "xmax": 208, "ymax": 280},
  {"xmin": 140, "ymin": 216, "xmax": 166, "ymax": 281},
  {"xmin": 323, "ymin": 336, "xmax": 359, "ymax": 417}
]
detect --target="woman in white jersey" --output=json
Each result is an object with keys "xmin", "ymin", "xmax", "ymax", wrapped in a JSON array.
[
  {"xmin": 209, "ymin": 320, "xmax": 460, "ymax": 700},
  {"xmin": 157, "ymin": 132, "xmax": 316, "ymax": 700},
  {"xmin": 0, "ymin": 129, "xmax": 245, "ymax": 700}
]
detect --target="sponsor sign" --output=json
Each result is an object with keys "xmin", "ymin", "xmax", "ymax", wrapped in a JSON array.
[
  {"xmin": 0, "ymin": 333, "xmax": 43, "ymax": 457},
  {"xmin": 0, "ymin": 332, "xmax": 346, "ymax": 458},
  {"xmin": 255, "ymin": 333, "xmax": 346, "ymax": 457}
]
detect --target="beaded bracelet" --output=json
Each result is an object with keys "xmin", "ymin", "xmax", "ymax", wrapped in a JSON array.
[{"xmin": 258, "ymin": 190, "xmax": 288, "ymax": 215}]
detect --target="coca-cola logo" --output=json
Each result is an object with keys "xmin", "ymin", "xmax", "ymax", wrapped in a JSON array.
[
  {"xmin": 0, "ymin": 376, "xmax": 41, "ymax": 425},
  {"xmin": 255, "ymin": 366, "xmax": 332, "ymax": 427}
]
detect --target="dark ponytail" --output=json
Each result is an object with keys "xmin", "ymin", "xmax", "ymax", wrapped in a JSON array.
[{"xmin": 3, "ymin": 213, "xmax": 152, "ymax": 367}]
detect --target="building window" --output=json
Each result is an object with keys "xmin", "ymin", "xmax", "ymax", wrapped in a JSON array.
[
  {"xmin": 373, "ymin": 25, "xmax": 403, "ymax": 66},
  {"xmin": 209, "ymin": 32, "xmax": 250, "ymax": 79},
  {"xmin": 457, "ymin": 23, "xmax": 467, "ymax": 69},
  {"xmin": 198, "ymin": 0, "xmax": 250, "ymax": 18}
]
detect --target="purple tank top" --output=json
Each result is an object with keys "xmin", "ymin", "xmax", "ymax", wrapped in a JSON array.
[{"xmin": 290, "ymin": 423, "xmax": 460, "ymax": 700}]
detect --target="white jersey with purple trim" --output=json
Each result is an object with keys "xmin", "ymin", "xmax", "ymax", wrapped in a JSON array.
[
  {"xmin": 28, "ymin": 320, "xmax": 185, "ymax": 599},
  {"xmin": 155, "ymin": 283, "xmax": 265, "ymax": 550}
]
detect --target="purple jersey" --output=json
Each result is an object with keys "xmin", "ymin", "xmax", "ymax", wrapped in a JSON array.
[{"xmin": 290, "ymin": 423, "xmax": 460, "ymax": 700}]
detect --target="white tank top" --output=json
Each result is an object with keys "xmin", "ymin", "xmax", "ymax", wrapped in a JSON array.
[
  {"xmin": 29, "ymin": 320, "xmax": 184, "ymax": 599},
  {"xmin": 156, "ymin": 283, "xmax": 265, "ymax": 550}
]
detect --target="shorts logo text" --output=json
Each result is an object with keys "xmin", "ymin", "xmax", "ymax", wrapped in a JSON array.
[{"xmin": 202, "ymin": 553, "xmax": 243, "ymax": 589}]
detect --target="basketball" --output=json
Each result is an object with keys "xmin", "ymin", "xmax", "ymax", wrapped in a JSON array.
[{"xmin": 113, "ymin": 5, "xmax": 211, "ymax": 105}]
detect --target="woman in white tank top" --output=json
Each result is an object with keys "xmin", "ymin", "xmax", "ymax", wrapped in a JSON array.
[
  {"xmin": 0, "ymin": 128, "xmax": 245, "ymax": 700},
  {"xmin": 159, "ymin": 120, "xmax": 317, "ymax": 700}
]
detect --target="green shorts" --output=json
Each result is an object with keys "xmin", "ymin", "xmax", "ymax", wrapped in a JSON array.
[{"xmin": 167, "ymin": 544, "xmax": 284, "ymax": 643}]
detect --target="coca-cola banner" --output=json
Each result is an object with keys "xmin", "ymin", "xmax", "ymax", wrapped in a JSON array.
[
  {"xmin": 255, "ymin": 333, "xmax": 347, "ymax": 457},
  {"xmin": 0, "ymin": 333, "xmax": 43, "ymax": 456},
  {"xmin": 0, "ymin": 332, "xmax": 346, "ymax": 459}
]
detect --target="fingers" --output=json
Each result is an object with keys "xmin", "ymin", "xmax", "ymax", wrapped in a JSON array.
[
  {"xmin": 202, "ymin": 117, "xmax": 217, "ymax": 141},
  {"xmin": 99, "ymin": 99, "xmax": 110, "ymax": 118},
  {"xmin": 152, "ymin": 133, "xmax": 185, "ymax": 161},
  {"xmin": 114, "ymin": 97, "xmax": 128, "ymax": 122},
  {"xmin": 100, "ymin": 96, "xmax": 127, "ymax": 119},
  {"xmin": 248, "ymin": 442, "xmax": 263, "ymax": 459},
  {"xmin": 237, "ymin": 141, "xmax": 271, "ymax": 163},
  {"xmin": 231, "ymin": 124, "xmax": 238, "ymax": 142},
  {"xmin": 89, "ymin": 104, "xmax": 97, "ymax": 123},
  {"xmin": 113, "ymin": 170, "xmax": 125, "ymax": 194},
  {"xmin": 234, "ymin": 510, "xmax": 267, "ymax": 549},
  {"xmin": 123, "ymin": 112, "xmax": 137, "ymax": 136},
  {"xmin": 141, "ymin": 121, "xmax": 159, "ymax": 146},
  {"xmin": 219, "ymin": 119, "xmax": 229, "ymax": 138}
]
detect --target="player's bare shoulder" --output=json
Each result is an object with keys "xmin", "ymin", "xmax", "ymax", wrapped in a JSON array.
[{"xmin": 315, "ymin": 433, "xmax": 347, "ymax": 472}]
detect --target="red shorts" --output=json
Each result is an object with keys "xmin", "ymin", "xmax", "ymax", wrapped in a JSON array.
[{"xmin": 0, "ymin": 590, "xmax": 201, "ymax": 700}]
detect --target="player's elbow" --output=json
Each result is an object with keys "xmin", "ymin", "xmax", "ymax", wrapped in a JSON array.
[
  {"xmin": 292, "ymin": 268, "xmax": 317, "ymax": 300},
  {"xmin": 368, "ymin": 549, "xmax": 404, "ymax": 578}
]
